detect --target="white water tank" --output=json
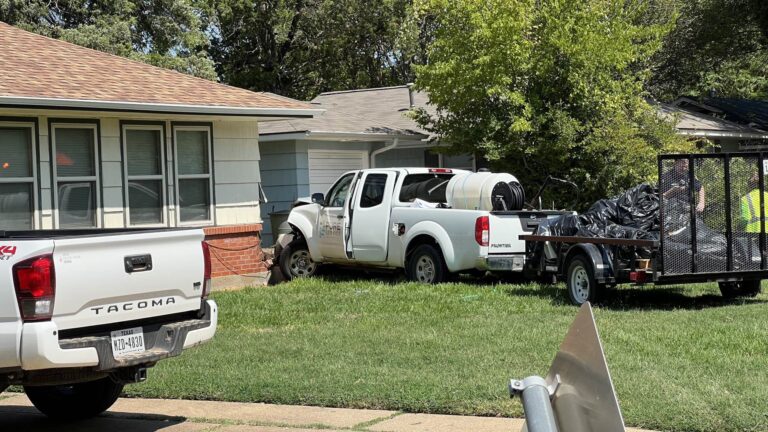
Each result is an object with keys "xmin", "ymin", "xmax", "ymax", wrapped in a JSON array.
[{"xmin": 446, "ymin": 172, "xmax": 525, "ymax": 211}]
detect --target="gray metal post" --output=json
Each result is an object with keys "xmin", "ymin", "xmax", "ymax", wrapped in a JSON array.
[{"xmin": 510, "ymin": 376, "xmax": 559, "ymax": 432}]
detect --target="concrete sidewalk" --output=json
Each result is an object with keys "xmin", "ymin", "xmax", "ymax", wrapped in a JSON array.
[{"xmin": 0, "ymin": 393, "xmax": 656, "ymax": 432}]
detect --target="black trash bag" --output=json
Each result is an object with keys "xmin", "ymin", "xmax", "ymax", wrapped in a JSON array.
[
  {"xmin": 661, "ymin": 198, "xmax": 729, "ymax": 273},
  {"xmin": 536, "ymin": 183, "xmax": 660, "ymax": 242}
]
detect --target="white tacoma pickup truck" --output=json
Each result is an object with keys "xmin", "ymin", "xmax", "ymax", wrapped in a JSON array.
[
  {"xmin": 277, "ymin": 168, "xmax": 567, "ymax": 283},
  {"xmin": 0, "ymin": 228, "xmax": 217, "ymax": 419}
]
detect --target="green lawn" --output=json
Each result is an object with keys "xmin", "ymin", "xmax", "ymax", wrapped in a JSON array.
[{"xmin": 124, "ymin": 275, "xmax": 768, "ymax": 432}]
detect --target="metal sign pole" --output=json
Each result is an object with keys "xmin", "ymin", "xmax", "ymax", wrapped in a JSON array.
[{"xmin": 509, "ymin": 376, "xmax": 559, "ymax": 432}]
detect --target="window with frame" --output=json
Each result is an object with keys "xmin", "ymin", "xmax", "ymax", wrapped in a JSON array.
[
  {"xmin": 326, "ymin": 173, "xmax": 354, "ymax": 207},
  {"xmin": 0, "ymin": 125, "xmax": 36, "ymax": 230},
  {"xmin": 360, "ymin": 174, "xmax": 387, "ymax": 208},
  {"xmin": 174, "ymin": 127, "xmax": 213, "ymax": 224},
  {"xmin": 124, "ymin": 127, "xmax": 166, "ymax": 225},
  {"xmin": 53, "ymin": 124, "xmax": 99, "ymax": 228}
]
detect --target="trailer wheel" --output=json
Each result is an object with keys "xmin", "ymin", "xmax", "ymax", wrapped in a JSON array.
[
  {"xmin": 279, "ymin": 239, "xmax": 319, "ymax": 280},
  {"xmin": 407, "ymin": 244, "xmax": 448, "ymax": 284},
  {"xmin": 566, "ymin": 255, "xmax": 601, "ymax": 306},
  {"xmin": 719, "ymin": 280, "xmax": 762, "ymax": 299}
]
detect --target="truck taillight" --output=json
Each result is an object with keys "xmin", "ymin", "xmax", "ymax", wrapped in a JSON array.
[
  {"xmin": 202, "ymin": 241, "xmax": 212, "ymax": 300},
  {"xmin": 13, "ymin": 255, "xmax": 55, "ymax": 321},
  {"xmin": 475, "ymin": 216, "xmax": 490, "ymax": 246}
]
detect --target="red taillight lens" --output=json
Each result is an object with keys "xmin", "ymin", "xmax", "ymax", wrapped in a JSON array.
[
  {"xmin": 13, "ymin": 255, "xmax": 55, "ymax": 321},
  {"xmin": 475, "ymin": 216, "xmax": 490, "ymax": 246},
  {"xmin": 202, "ymin": 241, "xmax": 212, "ymax": 299}
]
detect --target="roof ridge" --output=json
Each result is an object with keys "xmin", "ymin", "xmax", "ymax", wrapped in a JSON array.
[
  {"xmin": 0, "ymin": 21, "xmax": 304, "ymax": 109},
  {"xmin": 317, "ymin": 85, "xmax": 410, "ymax": 96}
]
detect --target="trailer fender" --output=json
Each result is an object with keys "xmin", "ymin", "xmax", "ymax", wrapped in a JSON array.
[{"xmin": 562, "ymin": 243, "xmax": 613, "ymax": 283}]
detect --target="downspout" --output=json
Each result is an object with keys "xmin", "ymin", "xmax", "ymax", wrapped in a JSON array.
[{"xmin": 370, "ymin": 137, "xmax": 399, "ymax": 168}]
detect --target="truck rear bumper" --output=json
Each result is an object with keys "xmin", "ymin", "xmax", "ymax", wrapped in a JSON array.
[
  {"xmin": 478, "ymin": 254, "xmax": 526, "ymax": 271},
  {"xmin": 20, "ymin": 300, "xmax": 218, "ymax": 371}
]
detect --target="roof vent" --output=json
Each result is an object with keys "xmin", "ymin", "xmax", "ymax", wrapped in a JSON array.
[{"xmin": 407, "ymin": 83, "xmax": 415, "ymax": 108}]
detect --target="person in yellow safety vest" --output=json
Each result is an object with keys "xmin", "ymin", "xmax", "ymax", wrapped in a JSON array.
[{"xmin": 740, "ymin": 173, "xmax": 768, "ymax": 232}]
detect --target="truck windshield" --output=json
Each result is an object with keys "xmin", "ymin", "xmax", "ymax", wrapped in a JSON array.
[{"xmin": 399, "ymin": 174, "xmax": 454, "ymax": 203}]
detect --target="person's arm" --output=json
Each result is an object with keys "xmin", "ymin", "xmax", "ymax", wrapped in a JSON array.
[{"xmin": 697, "ymin": 185, "xmax": 706, "ymax": 212}]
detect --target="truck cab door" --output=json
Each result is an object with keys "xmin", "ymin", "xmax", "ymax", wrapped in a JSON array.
[
  {"xmin": 347, "ymin": 171, "xmax": 397, "ymax": 262},
  {"xmin": 317, "ymin": 172, "xmax": 356, "ymax": 260}
]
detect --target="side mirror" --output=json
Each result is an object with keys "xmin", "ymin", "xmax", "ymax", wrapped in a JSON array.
[{"xmin": 311, "ymin": 193, "xmax": 325, "ymax": 204}]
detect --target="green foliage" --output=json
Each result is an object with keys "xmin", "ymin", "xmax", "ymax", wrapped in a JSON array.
[
  {"xmin": 0, "ymin": 0, "xmax": 217, "ymax": 80},
  {"xmin": 211, "ymin": 0, "xmax": 427, "ymax": 99},
  {"xmin": 413, "ymin": 0, "xmax": 693, "ymax": 209},
  {"xmin": 648, "ymin": 0, "xmax": 768, "ymax": 100}
]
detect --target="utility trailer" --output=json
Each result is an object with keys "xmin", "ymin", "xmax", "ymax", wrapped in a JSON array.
[{"xmin": 522, "ymin": 153, "xmax": 768, "ymax": 305}]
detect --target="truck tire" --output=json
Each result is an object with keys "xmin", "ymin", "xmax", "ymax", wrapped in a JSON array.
[
  {"xmin": 565, "ymin": 255, "xmax": 601, "ymax": 306},
  {"xmin": 719, "ymin": 280, "xmax": 762, "ymax": 299},
  {"xmin": 407, "ymin": 244, "xmax": 448, "ymax": 284},
  {"xmin": 279, "ymin": 239, "xmax": 319, "ymax": 280},
  {"xmin": 25, "ymin": 377, "xmax": 123, "ymax": 420}
]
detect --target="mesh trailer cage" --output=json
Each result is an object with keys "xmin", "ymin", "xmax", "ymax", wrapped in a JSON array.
[{"xmin": 658, "ymin": 153, "xmax": 768, "ymax": 280}]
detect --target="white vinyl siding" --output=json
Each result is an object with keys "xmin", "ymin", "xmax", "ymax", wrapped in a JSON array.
[
  {"xmin": 174, "ymin": 126, "xmax": 214, "ymax": 225},
  {"xmin": 0, "ymin": 123, "xmax": 38, "ymax": 230},
  {"xmin": 51, "ymin": 123, "xmax": 100, "ymax": 228},
  {"xmin": 123, "ymin": 125, "xmax": 167, "ymax": 226},
  {"xmin": 308, "ymin": 150, "xmax": 368, "ymax": 195}
]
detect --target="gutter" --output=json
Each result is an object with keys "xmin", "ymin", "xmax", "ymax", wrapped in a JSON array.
[
  {"xmin": 676, "ymin": 129, "xmax": 768, "ymax": 140},
  {"xmin": 0, "ymin": 96, "xmax": 324, "ymax": 118},
  {"xmin": 259, "ymin": 131, "xmax": 428, "ymax": 143}
]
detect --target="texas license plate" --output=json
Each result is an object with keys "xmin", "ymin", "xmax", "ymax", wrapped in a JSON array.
[{"xmin": 110, "ymin": 327, "xmax": 146, "ymax": 357}]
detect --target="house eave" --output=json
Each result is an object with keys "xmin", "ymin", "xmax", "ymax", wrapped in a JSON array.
[
  {"xmin": 259, "ymin": 130, "xmax": 428, "ymax": 143},
  {"xmin": 0, "ymin": 96, "xmax": 323, "ymax": 119},
  {"xmin": 677, "ymin": 129, "xmax": 768, "ymax": 140}
]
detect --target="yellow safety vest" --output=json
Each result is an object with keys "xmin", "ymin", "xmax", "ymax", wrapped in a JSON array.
[{"xmin": 740, "ymin": 189, "xmax": 768, "ymax": 232}]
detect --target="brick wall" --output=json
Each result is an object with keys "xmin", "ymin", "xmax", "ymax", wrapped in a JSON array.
[{"xmin": 203, "ymin": 224, "xmax": 268, "ymax": 279}]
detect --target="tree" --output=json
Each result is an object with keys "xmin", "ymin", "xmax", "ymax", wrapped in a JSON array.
[
  {"xmin": 210, "ymin": 0, "xmax": 427, "ymax": 99},
  {"xmin": 412, "ymin": 0, "xmax": 693, "ymax": 208},
  {"xmin": 0, "ymin": 0, "xmax": 217, "ymax": 80},
  {"xmin": 648, "ymin": 0, "xmax": 768, "ymax": 100}
]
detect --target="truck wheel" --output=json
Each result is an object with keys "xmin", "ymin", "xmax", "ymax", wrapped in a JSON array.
[
  {"xmin": 279, "ymin": 239, "xmax": 319, "ymax": 280},
  {"xmin": 566, "ymin": 255, "xmax": 601, "ymax": 306},
  {"xmin": 719, "ymin": 280, "xmax": 762, "ymax": 299},
  {"xmin": 407, "ymin": 244, "xmax": 448, "ymax": 284},
  {"xmin": 25, "ymin": 377, "xmax": 123, "ymax": 420}
]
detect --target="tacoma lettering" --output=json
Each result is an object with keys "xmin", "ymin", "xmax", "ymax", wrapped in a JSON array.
[{"xmin": 91, "ymin": 297, "xmax": 176, "ymax": 315}]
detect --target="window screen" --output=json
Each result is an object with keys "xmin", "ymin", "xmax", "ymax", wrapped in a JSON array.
[
  {"xmin": 55, "ymin": 126, "xmax": 98, "ymax": 228},
  {"xmin": 56, "ymin": 128, "xmax": 95, "ymax": 177},
  {"xmin": 360, "ymin": 174, "xmax": 387, "ymax": 208},
  {"xmin": 177, "ymin": 130, "xmax": 209, "ymax": 175},
  {"xmin": 175, "ymin": 128, "xmax": 212, "ymax": 223},
  {"xmin": 0, "ymin": 127, "xmax": 34, "ymax": 230},
  {"xmin": 125, "ymin": 128, "xmax": 164, "ymax": 225}
]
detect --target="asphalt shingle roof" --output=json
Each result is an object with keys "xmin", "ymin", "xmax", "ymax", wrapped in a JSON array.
[
  {"xmin": 259, "ymin": 85, "xmax": 429, "ymax": 137},
  {"xmin": 702, "ymin": 98, "xmax": 768, "ymax": 130},
  {"xmin": 0, "ymin": 22, "xmax": 311, "ymax": 112},
  {"xmin": 659, "ymin": 103, "xmax": 768, "ymax": 137}
]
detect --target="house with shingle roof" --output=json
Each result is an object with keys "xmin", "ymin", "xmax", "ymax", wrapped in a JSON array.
[
  {"xmin": 258, "ymin": 85, "xmax": 476, "ymax": 243},
  {"xmin": 0, "ymin": 21, "xmax": 320, "ymax": 288},
  {"xmin": 669, "ymin": 97, "xmax": 768, "ymax": 151}
]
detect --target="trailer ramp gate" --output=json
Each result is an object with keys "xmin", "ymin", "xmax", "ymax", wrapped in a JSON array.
[{"xmin": 659, "ymin": 153, "xmax": 768, "ymax": 281}]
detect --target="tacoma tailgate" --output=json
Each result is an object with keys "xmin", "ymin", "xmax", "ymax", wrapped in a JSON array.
[{"xmin": 51, "ymin": 229, "xmax": 206, "ymax": 330}]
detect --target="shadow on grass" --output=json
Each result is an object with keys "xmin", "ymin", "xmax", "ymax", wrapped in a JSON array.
[
  {"xmin": 272, "ymin": 264, "xmax": 767, "ymax": 311},
  {"xmin": 503, "ymin": 283, "xmax": 767, "ymax": 311}
]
